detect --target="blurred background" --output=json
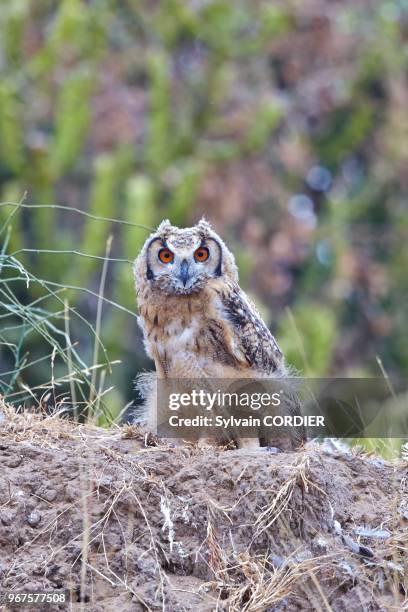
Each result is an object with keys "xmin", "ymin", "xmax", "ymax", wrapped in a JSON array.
[{"xmin": 0, "ymin": 0, "xmax": 407, "ymax": 424}]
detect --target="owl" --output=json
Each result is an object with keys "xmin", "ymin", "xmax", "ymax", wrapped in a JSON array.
[{"xmin": 134, "ymin": 219, "xmax": 304, "ymax": 449}]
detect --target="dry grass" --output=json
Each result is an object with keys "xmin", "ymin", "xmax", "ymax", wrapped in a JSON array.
[
  {"xmin": 0, "ymin": 394, "xmax": 134, "ymax": 449},
  {"xmin": 1, "ymin": 399, "xmax": 407, "ymax": 611}
]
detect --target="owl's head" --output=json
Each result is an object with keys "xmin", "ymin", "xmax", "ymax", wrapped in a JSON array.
[{"xmin": 134, "ymin": 219, "xmax": 238, "ymax": 295}]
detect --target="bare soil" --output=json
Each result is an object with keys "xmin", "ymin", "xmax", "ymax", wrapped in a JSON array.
[{"xmin": 0, "ymin": 403, "xmax": 407, "ymax": 611}]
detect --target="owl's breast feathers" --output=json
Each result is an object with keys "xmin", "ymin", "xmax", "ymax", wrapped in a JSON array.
[{"xmin": 137, "ymin": 278, "xmax": 283, "ymax": 377}]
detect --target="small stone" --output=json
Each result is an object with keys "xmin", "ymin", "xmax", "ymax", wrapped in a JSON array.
[
  {"xmin": 42, "ymin": 488, "xmax": 57, "ymax": 502},
  {"xmin": 7, "ymin": 455, "xmax": 23, "ymax": 468},
  {"xmin": 27, "ymin": 510, "xmax": 41, "ymax": 527},
  {"xmin": 0, "ymin": 511, "xmax": 13, "ymax": 526},
  {"xmin": 64, "ymin": 484, "xmax": 76, "ymax": 502}
]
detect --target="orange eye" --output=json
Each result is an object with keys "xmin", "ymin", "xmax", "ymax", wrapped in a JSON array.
[
  {"xmin": 194, "ymin": 247, "xmax": 209, "ymax": 262},
  {"xmin": 158, "ymin": 248, "xmax": 174, "ymax": 264}
]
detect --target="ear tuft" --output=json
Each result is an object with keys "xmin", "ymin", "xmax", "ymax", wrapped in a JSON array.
[
  {"xmin": 156, "ymin": 219, "xmax": 172, "ymax": 233},
  {"xmin": 197, "ymin": 217, "xmax": 212, "ymax": 233}
]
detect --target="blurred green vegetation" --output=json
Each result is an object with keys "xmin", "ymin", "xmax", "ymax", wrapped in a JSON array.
[{"xmin": 0, "ymin": 0, "xmax": 407, "ymax": 440}]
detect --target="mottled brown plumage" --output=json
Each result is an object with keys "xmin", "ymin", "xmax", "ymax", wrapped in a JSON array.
[{"xmin": 134, "ymin": 219, "xmax": 304, "ymax": 448}]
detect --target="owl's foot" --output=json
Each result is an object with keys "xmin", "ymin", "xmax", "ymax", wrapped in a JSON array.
[
  {"xmin": 197, "ymin": 436, "xmax": 217, "ymax": 447},
  {"xmin": 237, "ymin": 437, "xmax": 260, "ymax": 450}
]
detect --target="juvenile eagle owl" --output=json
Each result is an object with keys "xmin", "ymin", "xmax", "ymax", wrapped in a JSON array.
[{"xmin": 134, "ymin": 219, "xmax": 303, "ymax": 448}]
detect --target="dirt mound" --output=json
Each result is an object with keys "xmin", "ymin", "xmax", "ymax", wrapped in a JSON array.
[{"xmin": 0, "ymin": 403, "xmax": 407, "ymax": 611}]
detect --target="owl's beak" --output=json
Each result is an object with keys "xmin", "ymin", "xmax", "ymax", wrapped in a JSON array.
[{"xmin": 179, "ymin": 259, "xmax": 189, "ymax": 287}]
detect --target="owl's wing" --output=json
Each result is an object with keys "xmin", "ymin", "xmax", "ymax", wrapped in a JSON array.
[{"xmin": 214, "ymin": 282, "xmax": 283, "ymax": 373}]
